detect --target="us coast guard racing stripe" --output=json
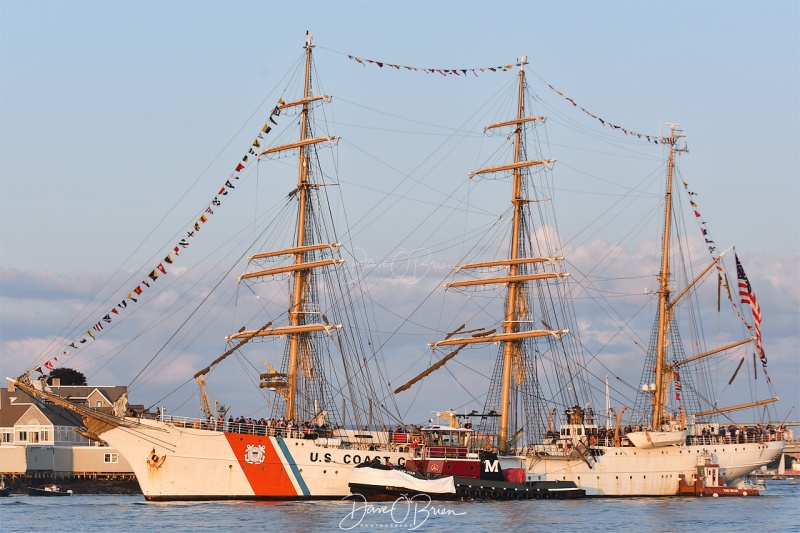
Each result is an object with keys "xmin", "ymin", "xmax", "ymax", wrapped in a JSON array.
[{"xmin": 274, "ymin": 438, "xmax": 310, "ymax": 496}]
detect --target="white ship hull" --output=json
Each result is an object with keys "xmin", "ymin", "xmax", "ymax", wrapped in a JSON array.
[
  {"xmin": 107, "ymin": 417, "xmax": 779, "ymax": 499},
  {"xmin": 525, "ymin": 440, "xmax": 784, "ymax": 496},
  {"xmin": 105, "ymin": 418, "xmax": 409, "ymax": 500}
]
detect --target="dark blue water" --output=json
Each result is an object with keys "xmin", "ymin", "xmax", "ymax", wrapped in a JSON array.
[{"xmin": 2, "ymin": 481, "xmax": 798, "ymax": 532}]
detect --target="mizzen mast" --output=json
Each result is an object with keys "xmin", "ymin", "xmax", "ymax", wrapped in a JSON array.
[{"xmin": 652, "ymin": 123, "xmax": 683, "ymax": 429}]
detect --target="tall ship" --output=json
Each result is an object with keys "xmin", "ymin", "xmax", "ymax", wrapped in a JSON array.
[
  {"xmin": 393, "ymin": 54, "xmax": 785, "ymax": 496},
  {"xmin": 9, "ymin": 33, "xmax": 410, "ymax": 501},
  {"xmin": 8, "ymin": 38, "xmax": 785, "ymax": 500}
]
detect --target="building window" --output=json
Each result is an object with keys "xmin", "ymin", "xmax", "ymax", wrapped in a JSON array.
[
  {"xmin": 29, "ymin": 432, "xmax": 39, "ymax": 443},
  {"xmin": 104, "ymin": 453, "xmax": 119, "ymax": 463},
  {"xmin": 1, "ymin": 431, "xmax": 12, "ymax": 443},
  {"xmin": 16, "ymin": 431, "xmax": 27, "ymax": 442},
  {"xmin": 96, "ymin": 400, "xmax": 103, "ymax": 408},
  {"xmin": 40, "ymin": 430, "xmax": 49, "ymax": 442}
]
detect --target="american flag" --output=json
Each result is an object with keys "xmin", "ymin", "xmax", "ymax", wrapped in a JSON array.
[{"xmin": 736, "ymin": 253, "xmax": 766, "ymax": 365}]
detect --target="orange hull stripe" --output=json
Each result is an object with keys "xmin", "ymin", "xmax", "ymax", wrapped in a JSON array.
[{"xmin": 225, "ymin": 433, "xmax": 298, "ymax": 496}]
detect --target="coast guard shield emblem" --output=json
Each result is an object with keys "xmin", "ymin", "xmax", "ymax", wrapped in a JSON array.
[{"xmin": 244, "ymin": 444, "xmax": 266, "ymax": 465}]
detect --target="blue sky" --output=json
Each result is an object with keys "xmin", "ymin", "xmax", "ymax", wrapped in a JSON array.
[{"xmin": 1, "ymin": 0, "xmax": 798, "ymax": 427}]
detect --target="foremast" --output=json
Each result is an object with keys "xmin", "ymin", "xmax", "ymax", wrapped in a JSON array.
[
  {"xmin": 225, "ymin": 32, "xmax": 342, "ymax": 423},
  {"xmin": 285, "ymin": 32, "xmax": 317, "ymax": 422}
]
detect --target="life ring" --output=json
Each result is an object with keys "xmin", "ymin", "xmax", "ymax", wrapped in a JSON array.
[
  {"xmin": 411, "ymin": 436, "xmax": 421, "ymax": 445},
  {"xmin": 589, "ymin": 436, "xmax": 598, "ymax": 446}
]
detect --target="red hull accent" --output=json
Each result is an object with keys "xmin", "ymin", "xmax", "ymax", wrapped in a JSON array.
[
  {"xmin": 406, "ymin": 458, "xmax": 482, "ymax": 479},
  {"xmin": 225, "ymin": 434, "xmax": 298, "ymax": 496}
]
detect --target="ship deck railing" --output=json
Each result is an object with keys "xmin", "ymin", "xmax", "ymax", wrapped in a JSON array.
[
  {"xmin": 154, "ymin": 415, "xmax": 403, "ymax": 448},
  {"xmin": 518, "ymin": 431, "xmax": 784, "ymax": 455},
  {"xmin": 686, "ymin": 433, "xmax": 784, "ymax": 446},
  {"xmin": 156, "ymin": 416, "xmax": 327, "ymax": 439},
  {"xmin": 522, "ymin": 436, "xmax": 629, "ymax": 455}
]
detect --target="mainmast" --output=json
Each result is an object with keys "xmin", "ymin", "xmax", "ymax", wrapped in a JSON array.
[
  {"xmin": 652, "ymin": 124, "xmax": 682, "ymax": 429},
  {"xmin": 429, "ymin": 56, "xmax": 567, "ymax": 454},
  {"xmin": 497, "ymin": 57, "xmax": 528, "ymax": 453}
]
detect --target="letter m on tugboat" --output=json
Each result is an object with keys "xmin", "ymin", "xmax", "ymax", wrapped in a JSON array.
[{"xmin": 483, "ymin": 459, "xmax": 500, "ymax": 473}]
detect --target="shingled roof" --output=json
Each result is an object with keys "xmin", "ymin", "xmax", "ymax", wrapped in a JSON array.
[{"xmin": 0, "ymin": 385, "xmax": 124, "ymax": 427}]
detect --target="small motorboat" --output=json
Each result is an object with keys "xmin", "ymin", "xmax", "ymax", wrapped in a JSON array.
[
  {"xmin": 0, "ymin": 480, "xmax": 11, "ymax": 497},
  {"xmin": 742, "ymin": 478, "xmax": 766, "ymax": 492},
  {"xmin": 28, "ymin": 484, "xmax": 73, "ymax": 496}
]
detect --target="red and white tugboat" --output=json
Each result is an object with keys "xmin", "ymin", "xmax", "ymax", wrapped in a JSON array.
[
  {"xmin": 677, "ymin": 454, "xmax": 760, "ymax": 497},
  {"xmin": 350, "ymin": 417, "xmax": 583, "ymax": 501}
]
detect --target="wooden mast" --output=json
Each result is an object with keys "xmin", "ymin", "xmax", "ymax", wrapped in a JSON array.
[
  {"xmin": 286, "ymin": 32, "xmax": 315, "ymax": 422},
  {"xmin": 422, "ymin": 55, "xmax": 565, "ymax": 450},
  {"xmin": 498, "ymin": 55, "xmax": 528, "ymax": 453},
  {"xmin": 652, "ymin": 124, "xmax": 683, "ymax": 429}
]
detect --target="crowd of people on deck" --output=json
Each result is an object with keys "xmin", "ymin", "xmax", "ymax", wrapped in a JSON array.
[
  {"xmin": 207, "ymin": 416, "xmax": 328, "ymax": 438},
  {"xmin": 690, "ymin": 424, "xmax": 786, "ymax": 444},
  {"xmin": 543, "ymin": 423, "xmax": 787, "ymax": 446},
  {"xmin": 152, "ymin": 408, "xmax": 789, "ymax": 448}
]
